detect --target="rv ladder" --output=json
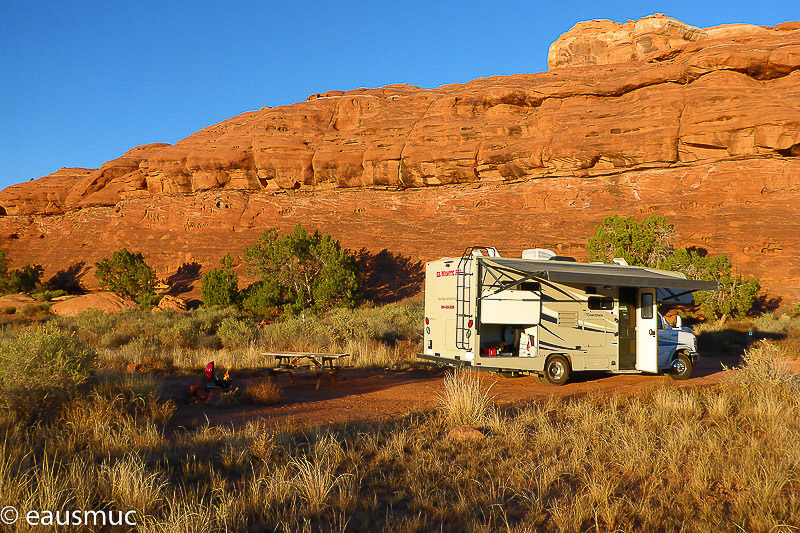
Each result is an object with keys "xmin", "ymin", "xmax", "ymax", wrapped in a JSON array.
[{"xmin": 454, "ymin": 246, "xmax": 495, "ymax": 350}]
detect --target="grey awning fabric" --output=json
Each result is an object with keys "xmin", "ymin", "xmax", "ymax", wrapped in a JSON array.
[{"xmin": 482, "ymin": 258, "xmax": 718, "ymax": 292}]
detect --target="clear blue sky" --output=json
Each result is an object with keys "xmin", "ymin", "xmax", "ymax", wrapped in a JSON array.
[{"xmin": 1, "ymin": 1, "xmax": 796, "ymax": 189}]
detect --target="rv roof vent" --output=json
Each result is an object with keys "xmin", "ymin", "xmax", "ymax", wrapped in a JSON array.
[
  {"xmin": 612, "ymin": 257, "xmax": 629, "ymax": 266},
  {"xmin": 522, "ymin": 248, "xmax": 556, "ymax": 260},
  {"xmin": 548, "ymin": 256, "xmax": 577, "ymax": 262}
]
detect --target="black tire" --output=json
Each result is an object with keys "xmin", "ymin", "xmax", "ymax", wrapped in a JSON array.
[
  {"xmin": 669, "ymin": 352, "xmax": 693, "ymax": 380},
  {"xmin": 543, "ymin": 355, "xmax": 570, "ymax": 386}
]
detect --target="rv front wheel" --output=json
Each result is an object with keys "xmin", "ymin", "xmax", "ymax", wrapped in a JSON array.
[
  {"xmin": 544, "ymin": 355, "xmax": 570, "ymax": 386},
  {"xmin": 669, "ymin": 352, "xmax": 692, "ymax": 381}
]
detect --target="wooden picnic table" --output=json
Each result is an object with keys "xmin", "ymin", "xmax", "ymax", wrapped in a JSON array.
[{"xmin": 262, "ymin": 352, "xmax": 349, "ymax": 390}]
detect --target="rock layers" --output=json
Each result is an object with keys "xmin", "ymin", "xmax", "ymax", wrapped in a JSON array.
[{"xmin": 1, "ymin": 15, "xmax": 799, "ymax": 300}]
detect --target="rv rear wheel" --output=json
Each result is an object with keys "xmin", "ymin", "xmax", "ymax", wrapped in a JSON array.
[
  {"xmin": 669, "ymin": 352, "xmax": 693, "ymax": 381},
  {"xmin": 544, "ymin": 355, "xmax": 570, "ymax": 386}
]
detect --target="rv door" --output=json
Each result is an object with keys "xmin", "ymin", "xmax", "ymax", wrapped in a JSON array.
[{"xmin": 635, "ymin": 289, "xmax": 658, "ymax": 373}]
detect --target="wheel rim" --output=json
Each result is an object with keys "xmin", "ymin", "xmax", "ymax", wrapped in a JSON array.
[
  {"xmin": 548, "ymin": 361, "xmax": 564, "ymax": 380},
  {"xmin": 672, "ymin": 359, "xmax": 687, "ymax": 375}
]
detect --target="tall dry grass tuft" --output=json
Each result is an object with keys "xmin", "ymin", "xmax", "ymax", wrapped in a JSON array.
[
  {"xmin": 101, "ymin": 453, "xmax": 167, "ymax": 515},
  {"xmin": 241, "ymin": 378, "xmax": 281, "ymax": 405},
  {"xmin": 291, "ymin": 456, "xmax": 343, "ymax": 515},
  {"xmin": 438, "ymin": 368, "xmax": 494, "ymax": 426}
]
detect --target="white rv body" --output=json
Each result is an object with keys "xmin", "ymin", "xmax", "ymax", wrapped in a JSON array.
[{"xmin": 421, "ymin": 249, "xmax": 716, "ymax": 383}]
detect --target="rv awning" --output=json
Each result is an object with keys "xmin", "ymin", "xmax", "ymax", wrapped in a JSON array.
[{"xmin": 482, "ymin": 258, "xmax": 718, "ymax": 292}]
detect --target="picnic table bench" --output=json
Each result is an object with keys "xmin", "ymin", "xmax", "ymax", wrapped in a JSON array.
[{"xmin": 262, "ymin": 352, "xmax": 349, "ymax": 390}]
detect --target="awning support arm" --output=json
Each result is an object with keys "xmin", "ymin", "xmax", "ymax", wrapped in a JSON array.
[{"xmin": 658, "ymin": 289, "xmax": 698, "ymax": 302}]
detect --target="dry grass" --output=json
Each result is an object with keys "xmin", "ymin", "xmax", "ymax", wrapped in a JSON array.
[
  {"xmin": 241, "ymin": 378, "xmax": 281, "ymax": 405},
  {"xmin": 439, "ymin": 367, "xmax": 494, "ymax": 426},
  {"xmin": 1, "ymin": 318, "xmax": 799, "ymax": 530}
]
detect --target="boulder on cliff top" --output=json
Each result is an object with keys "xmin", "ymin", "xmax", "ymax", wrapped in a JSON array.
[
  {"xmin": 50, "ymin": 291, "xmax": 137, "ymax": 317},
  {"xmin": 547, "ymin": 13, "xmax": 800, "ymax": 69}
]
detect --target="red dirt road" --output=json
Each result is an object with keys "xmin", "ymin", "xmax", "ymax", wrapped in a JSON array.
[{"xmin": 167, "ymin": 354, "xmax": 741, "ymax": 429}]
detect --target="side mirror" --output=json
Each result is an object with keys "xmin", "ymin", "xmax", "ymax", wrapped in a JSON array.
[{"xmin": 675, "ymin": 316, "xmax": 683, "ymax": 329}]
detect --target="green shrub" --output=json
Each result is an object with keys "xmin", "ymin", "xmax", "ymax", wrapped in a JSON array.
[
  {"xmin": 218, "ymin": 317, "xmax": 258, "ymax": 349},
  {"xmin": 31, "ymin": 289, "xmax": 67, "ymax": 301},
  {"xmin": 136, "ymin": 292, "xmax": 163, "ymax": 309},
  {"xmin": 95, "ymin": 248, "xmax": 157, "ymax": 298},
  {"xmin": 0, "ymin": 250, "xmax": 44, "ymax": 295},
  {"xmin": 660, "ymin": 249, "xmax": 759, "ymax": 319},
  {"xmin": 586, "ymin": 215, "xmax": 760, "ymax": 319},
  {"xmin": 585, "ymin": 214, "xmax": 675, "ymax": 267},
  {"xmin": 244, "ymin": 224, "xmax": 359, "ymax": 314},
  {"xmin": 241, "ymin": 279, "xmax": 283, "ymax": 316},
  {"xmin": 17, "ymin": 302, "xmax": 50, "ymax": 319},
  {"xmin": 62, "ymin": 308, "xmax": 117, "ymax": 343},
  {"xmin": 327, "ymin": 301, "xmax": 423, "ymax": 343},
  {"xmin": 201, "ymin": 254, "xmax": 240, "ymax": 307},
  {"xmin": 0, "ymin": 324, "xmax": 97, "ymax": 417}
]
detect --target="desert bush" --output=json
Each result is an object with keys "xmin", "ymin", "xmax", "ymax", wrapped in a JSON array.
[
  {"xmin": 17, "ymin": 301, "xmax": 50, "ymax": 319},
  {"xmin": 242, "ymin": 378, "xmax": 281, "ymax": 405},
  {"xmin": 752, "ymin": 312, "xmax": 800, "ymax": 334},
  {"xmin": 241, "ymin": 279, "xmax": 283, "ymax": 316},
  {"xmin": 585, "ymin": 214, "xmax": 675, "ymax": 267},
  {"xmin": 327, "ymin": 300, "xmax": 422, "ymax": 343},
  {"xmin": 31, "ymin": 288, "xmax": 67, "ymax": 301},
  {"xmin": 0, "ymin": 306, "xmax": 15, "ymax": 315},
  {"xmin": 244, "ymin": 224, "xmax": 359, "ymax": 314},
  {"xmin": 218, "ymin": 317, "xmax": 257, "ymax": 349},
  {"xmin": 439, "ymin": 368, "xmax": 494, "ymax": 426},
  {"xmin": 95, "ymin": 248, "xmax": 157, "ymax": 299},
  {"xmin": 660, "ymin": 248, "xmax": 759, "ymax": 319},
  {"xmin": 0, "ymin": 250, "xmax": 44, "ymax": 295},
  {"xmin": 729, "ymin": 340, "xmax": 800, "ymax": 394},
  {"xmin": 137, "ymin": 291, "xmax": 163, "ymax": 309},
  {"xmin": 0, "ymin": 324, "xmax": 96, "ymax": 416},
  {"xmin": 201, "ymin": 254, "xmax": 241, "ymax": 308},
  {"xmin": 584, "ymin": 216, "xmax": 759, "ymax": 319}
]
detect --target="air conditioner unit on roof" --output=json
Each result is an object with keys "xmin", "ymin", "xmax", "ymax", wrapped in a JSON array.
[{"xmin": 522, "ymin": 248, "xmax": 556, "ymax": 260}]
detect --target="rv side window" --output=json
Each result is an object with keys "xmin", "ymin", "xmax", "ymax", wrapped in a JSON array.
[
  {"xmin": 641, "ymin": 293, "xmax": 654, "ymax": 319},
  {"xmin": 587, "ymin": 296, "xmax": 614, "ymax": 310},
  {"xmin": 519, "ymin": 282, "xmax": 541, "ymax": 292}
]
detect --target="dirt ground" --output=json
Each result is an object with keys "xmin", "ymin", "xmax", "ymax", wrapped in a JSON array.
[{"xmin": 166, "ymin": 353, "xmax": 744, "ymax": 430}]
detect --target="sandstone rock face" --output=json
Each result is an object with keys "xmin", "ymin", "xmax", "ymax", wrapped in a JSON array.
[
  {"xmin": 548, "ymin": 14, "xmax": 706, "ymax": 69},
  {"xmin": 0, "ymin": 293, "xmax": 36, "ymax": 307},
  {"xmin": 156, "ymin": 295, "xmax": 187, "ymax": 312},
  {"xmin": 50, "ymin": 292, "xmax": 137, "ymax": 317},
  {"xmin": 1, "ymin": 16, "xmax": 799, "ymax": 301},
  {"xmin": 548, "ymin": 14, "xmax": 800, "ymax": 69}
]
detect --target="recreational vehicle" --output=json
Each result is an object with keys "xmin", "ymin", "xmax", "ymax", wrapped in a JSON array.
[{"xmin": 419, "ymin": 247, "xmax": 717, "ymax": 385}]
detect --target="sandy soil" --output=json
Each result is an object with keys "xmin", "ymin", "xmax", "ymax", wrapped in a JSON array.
[{"xmin": 166, "ymin": 353, "xmax": 741, "ymax": 430}]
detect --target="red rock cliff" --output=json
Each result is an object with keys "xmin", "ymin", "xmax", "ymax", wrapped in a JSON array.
[{"xmin": 1, "ymin": 15, "xmax": 799, "ymax": 301}]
